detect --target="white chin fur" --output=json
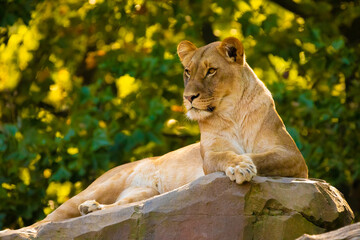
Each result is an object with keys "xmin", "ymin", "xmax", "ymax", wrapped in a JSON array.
[{"xmin": 186, "ymin": 109, "xmax": 212, "ymax": 121}]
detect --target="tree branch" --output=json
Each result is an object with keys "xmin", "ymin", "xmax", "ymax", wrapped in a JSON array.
[
  {"xmin": 201, "ymin": 21, "xmax": 218, "ymax": 44},
  {"xmin": 38, "ymin": 102, "xmax": 69, "ymax": 117},
  {"xmin": 269, "ymin": 0, "xmax": 312, "ymax": 19}
]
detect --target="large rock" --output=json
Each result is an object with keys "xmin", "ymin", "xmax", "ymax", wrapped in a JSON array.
[
  {"xmin": 0, "ymin": 173, "xmax": 354, "ymax": 240},
  {"xmin": 296, "ymin": 222, "xmax": 360, "ymax": 240}
]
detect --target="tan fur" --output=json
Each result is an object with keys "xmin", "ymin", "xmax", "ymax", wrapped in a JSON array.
[
  {"xmin": 178, "ymin": 37, "xmax": 308, "ymax": 183},
  {"xmin": 32, "ymin": 37, "xmax": 307, "ymax": 225},
  {"xmin": 38, "ymin": 143, "xmax": 203, "ymax": 223}
]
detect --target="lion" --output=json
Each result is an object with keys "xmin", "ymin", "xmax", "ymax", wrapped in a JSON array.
[{"xmin": 32, "ymin": 37, "xmax": 307, "ymax": 225}]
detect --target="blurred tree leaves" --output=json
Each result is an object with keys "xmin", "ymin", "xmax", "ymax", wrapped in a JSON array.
[{"xmin": 1, "ymin": 0, "xmax": 360, "ymax": 229}]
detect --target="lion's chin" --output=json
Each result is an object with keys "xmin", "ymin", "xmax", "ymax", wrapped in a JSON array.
[{"xmin": 186, "ymin": 108, "xmax": 213, "ymax": 121}]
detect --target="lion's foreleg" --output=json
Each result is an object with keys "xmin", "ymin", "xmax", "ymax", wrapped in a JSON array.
[
  {"xmin": 78, "ymin": 187, "xmax": 159, "ymax": 215},
  {"xmin": 246, "ymin": 148, "xmax": 308, "ymax": 178}
]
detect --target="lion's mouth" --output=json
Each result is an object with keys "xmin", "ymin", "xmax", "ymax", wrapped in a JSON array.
[
  {"xmin": 190, "ymin": 106, "xmax": 215, "ymax": 112},
  {"xmin": 186, "ymin": 105, "xmax": 215, "ymax": 120}
]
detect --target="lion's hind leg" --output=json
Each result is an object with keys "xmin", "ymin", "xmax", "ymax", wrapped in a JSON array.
[{"xmin": 78, "ymin": 186, "xmax": 159, "ymax": 215}]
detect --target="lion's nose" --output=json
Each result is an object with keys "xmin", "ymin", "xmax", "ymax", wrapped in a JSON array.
[{"xmin": 184, "ymin": 93, "xmax": 200, "ymax": 103}]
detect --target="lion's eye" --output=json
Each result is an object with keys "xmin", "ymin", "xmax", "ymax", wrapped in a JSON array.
[
  {"xmin": 207, "ymin": 68, "xmax": 216, "ymax": 76},
  {"xmin": 185, "ymin": 69, "xmax": 190, "ymax": 77}
]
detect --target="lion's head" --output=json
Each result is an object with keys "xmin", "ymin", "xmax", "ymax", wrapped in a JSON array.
[{"xmin": 177, "ymin": 37, "xmax": 246, "ymax": 121}]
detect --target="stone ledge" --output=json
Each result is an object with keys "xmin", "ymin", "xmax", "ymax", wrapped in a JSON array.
[{"xmin": 0, "ymin": 173, "xmax": 354, "ymax": 240}]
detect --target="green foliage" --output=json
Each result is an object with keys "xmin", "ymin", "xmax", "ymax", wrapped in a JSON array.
[{"xmin": 1, "ymin": 0, "xmax": 359, "ymax": 229}]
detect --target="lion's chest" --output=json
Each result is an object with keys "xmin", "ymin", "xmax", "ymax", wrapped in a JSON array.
[
  {"xmin": 228, "ymin": 130, "xmax": 247, "ymax": 154},
  {"xmin": 214, "ymin": 128, "xmax": 248, "ymax": 154},
  {"xmin": 200, "ymin": 120, "xmax": 255, "ymax": 154}
]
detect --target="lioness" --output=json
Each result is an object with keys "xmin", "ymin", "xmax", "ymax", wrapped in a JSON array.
[{"xmin": 37, "ymin": 37, "xmax": 308, "ymax": 224}]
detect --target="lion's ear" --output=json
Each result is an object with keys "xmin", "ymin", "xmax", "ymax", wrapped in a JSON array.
[
  {"xmin": 217, "ymin": 37, "xmax": 245, "ymax": 65},
  {"xmin": 177, "ymin": 40, "xmax": 197, "ymax": 66}
]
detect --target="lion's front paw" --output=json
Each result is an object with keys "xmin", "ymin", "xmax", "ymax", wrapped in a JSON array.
[
  {"xmin": 78, "ymin": 200, "xmax": 102, "ymax": 216},
  {"xmin": 225, "ymin": 156, "xmax": 257, "ymax": 184}
]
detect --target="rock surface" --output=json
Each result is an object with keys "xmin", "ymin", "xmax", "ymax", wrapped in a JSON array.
[
  {"xmin": 296, "ymin": 222, "xmax": 360, "ymax": 240},
  {"xmin": 0, "ymin": 172, "xmax": 354, "ymax": 240}
]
